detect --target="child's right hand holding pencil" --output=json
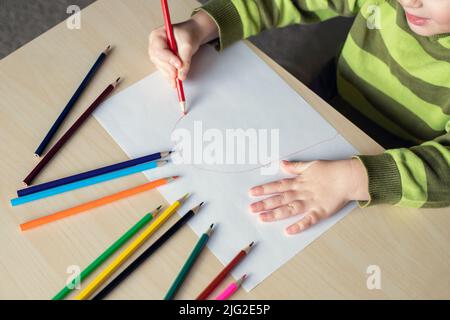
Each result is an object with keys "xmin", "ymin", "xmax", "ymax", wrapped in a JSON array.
[{"xmin": 148, "ymin": 11, "xmax": 218, "ymax": 88}]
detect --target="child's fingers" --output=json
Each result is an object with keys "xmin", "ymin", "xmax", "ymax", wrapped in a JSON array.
[
  {"xmin": 285, "ymin": 211, "xmax": 321, "ymax": 234},
  {"xmin": 148, "ymin": 32, "xmax": 182, "ymax": 68},
  {"xmin": 249, "ymin": 178, "xmax": 297, "ymax": 196},
  {"xmin": 154, "ymin": 59, "xmax": 178, "ymax": 85},
  {"xmin": 249, "ymin": 190, "xmax": 301, "ymax": 213},
  {"xmin": 281, "ymin": 160, "xmax": 315, "ymax": 175},
  {"xmin": 159, "ymin": 67, "xmax": 177, "ymax": 88},
  {"xmin": 166, "ymin": 73, "xmax": 177, "ymax": 89},
  {"xmin": 177, "ymin": 44, "xmax": 193, "ymax": 81},
  {"xmin": 160, "ymin": 63, "xmax": 178, "ymax": 79},
  {"xmin": 259, "ymin": 200, "xmax": 306, "ymax": 222},
  {"xmin": 151, "ymin": 48, "xmax": 182, "ymax": 69}
]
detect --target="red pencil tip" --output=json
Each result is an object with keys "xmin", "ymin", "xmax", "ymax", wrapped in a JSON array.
[{"xmin": 179, "ymin": 101, "xmax": 186, "ymax": 115}]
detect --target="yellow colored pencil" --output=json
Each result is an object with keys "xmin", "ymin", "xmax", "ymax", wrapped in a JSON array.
[{"xmin": 75, "ymin": 193, "xmax": 189, "ymax": 300}]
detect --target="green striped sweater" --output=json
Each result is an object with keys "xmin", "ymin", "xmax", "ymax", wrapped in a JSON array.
[{"xmin": 196, "ymin": 0, "xmax": 450, "ymax": 208}]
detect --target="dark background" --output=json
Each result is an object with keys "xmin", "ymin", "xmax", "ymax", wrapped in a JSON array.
[{"xmin": 0, "ymin": 0, "xmax": 353, "ymax": 85}]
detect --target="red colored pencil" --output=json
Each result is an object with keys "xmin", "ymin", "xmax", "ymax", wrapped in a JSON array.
[
  {"xmin": 161, "ymin": 0, "xmax": 186, "ymax": 115},
  {"xmin": 196, "ymin": 241, "xmax": 255, "ymax": 300},
  {"xmin": 23, "ymin": 77, "xmax": 121, "ymax": 186}
]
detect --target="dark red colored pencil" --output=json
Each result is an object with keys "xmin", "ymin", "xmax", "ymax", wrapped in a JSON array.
[
  {"xmin": 196, "ymin": 241, "xmax": 254, "ymax": 300},
  {"xmin": 23, "ymin": 77, "xmax": 121, "ymax": 186}
]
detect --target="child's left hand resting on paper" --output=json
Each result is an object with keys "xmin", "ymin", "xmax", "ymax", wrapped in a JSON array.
[{"xmin": 249, "ymin": 159, "xmax": 370, "ymax": 235}]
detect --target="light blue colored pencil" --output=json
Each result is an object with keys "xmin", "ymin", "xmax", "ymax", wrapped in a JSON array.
[{"xmin": 11, "ymin": 160, "xmax": 167, "ymax": 206}]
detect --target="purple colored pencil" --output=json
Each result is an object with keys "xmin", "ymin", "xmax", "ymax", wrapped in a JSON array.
[{"xmin": 17, "ymin": 151, "xmax": 171, "ymax": 197}]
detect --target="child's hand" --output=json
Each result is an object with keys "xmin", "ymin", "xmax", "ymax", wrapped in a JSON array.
[
  {"xmin": 148, "ymin": 11, "xmax": 218, "ymax": 88},
  {"xmin": 249, "ymin": 159, "xmax": 369, "ymax": 235}
]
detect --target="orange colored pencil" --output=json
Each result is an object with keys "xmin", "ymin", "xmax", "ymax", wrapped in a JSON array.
[{"xmin": 20, "ymin": 176, "xmax": 178, "ymax": 231}]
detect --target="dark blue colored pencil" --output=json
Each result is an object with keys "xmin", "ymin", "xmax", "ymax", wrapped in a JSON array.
[
  {"xmin": 17, "ymin": 151, "xmax": 171, "ymax": 197},
  {"xmin": 34, "ymin": 45, "xmax": 112, "ymax": 157}
]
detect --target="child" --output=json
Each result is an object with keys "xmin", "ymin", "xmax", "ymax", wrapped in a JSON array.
[{"xmin": 149, "ymin": 0, "xmax": 450, "ymax": 234}]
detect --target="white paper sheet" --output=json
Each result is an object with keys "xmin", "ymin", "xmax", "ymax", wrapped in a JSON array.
[{"xmin": 94, "ymin": 42, "xmax": 358, "ymax": 291}]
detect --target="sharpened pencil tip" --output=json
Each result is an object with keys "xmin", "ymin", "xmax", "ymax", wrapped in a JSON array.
[
  {"xmin": 244, "ymin": 241, "xmax": 255, "ymax": 254},
  {"xmin": 166, "ymin": 176, "xmax": 178, "ymax": 183},
  {"xmin": 237, "ymin": 274, "xmax": 247, "ymax": 286},
  {"xmin": 113, "ymin": 77, "xmax": 122, "ymax": 87},
  {"xmin": 104, "ymin": 45, "xmax": 113, "ymax": 55},
  {"xmin": 152, "ymin": 205, "xmax": 163, "ymax": 217},
  {"xmin": 180, "ymin": 101, "xmax": 187, "ymax": 115},
  {"xmin": 206, "ymin": 223, "xmax": 215, "ymax": 236},
  {"xmin": 192, "ymin": 202, "xmax": 204, "ymax": 214},
  {"xmin": 166, "ymin": 176, "xmax": 179, "ymax": 183},
  {"xmin": 157, "ymin": 160, "xmax": 169, "ymax": 166},
  {"xmin": 179, "ymin": 193, "xmax": 190, "ymax": 204},
  {"xmin": 161, "ymin": 151, "xmax": 172, "ymax": 158}
]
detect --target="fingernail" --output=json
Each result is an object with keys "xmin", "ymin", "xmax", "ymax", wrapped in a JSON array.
[
  {"xmin": 259, "ymin": 212, "xmax": 273, "ymax": 222},
  {"xmin": 170, "ymin": 59, "xmax": 181, "ymax": 69},
  {"xmin": 250, "ymin": 186, "xmax": 263, "ymax": 196},
  {"xmin": 286, "ymin": 224, "xmax": 300, "ymax": 234},
  {"xmin": 250, "ymin": 202, "xmax": 263, "ymax": 212}
]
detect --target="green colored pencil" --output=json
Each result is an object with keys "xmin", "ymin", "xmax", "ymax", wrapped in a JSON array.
[
  {"xmin": 52, "ymin": 205, "xmax": 162, "ymax": 300},
  {"xmin": 164, "ymin": 224, "xmax": 214, "ymax": 300}
]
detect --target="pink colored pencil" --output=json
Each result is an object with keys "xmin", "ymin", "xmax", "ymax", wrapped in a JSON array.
[{"xmin": 215, "ymin": 274, "xmax": 247, "ymax": 300}]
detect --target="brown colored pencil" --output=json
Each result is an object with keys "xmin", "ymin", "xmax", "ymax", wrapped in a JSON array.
[
  {"xmin": 23, "ymin": 77, "xmax": 121, "ymax": 186},
  {"xmin": 196, "ymin": 241, "xmax": 255, "ymax": 300}
]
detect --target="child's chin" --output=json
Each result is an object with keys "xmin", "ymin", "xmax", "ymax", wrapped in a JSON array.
[{"xmin": 407, "ymin": 21, "xmax": 436, "ymax": 37}]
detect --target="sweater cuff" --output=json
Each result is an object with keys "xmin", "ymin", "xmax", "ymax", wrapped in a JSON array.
[
  {"xmin": 354, "ymin": 154, "xmax": 402, "ymax": 207},
  {"xmin": 193, "ymin": 0, "xmax": 243, "ymax": 51}
]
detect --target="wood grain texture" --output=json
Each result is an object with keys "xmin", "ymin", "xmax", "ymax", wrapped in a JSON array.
[{"xmin": 0, "ymin": 0, "xmax": 449, "ymax": 299}]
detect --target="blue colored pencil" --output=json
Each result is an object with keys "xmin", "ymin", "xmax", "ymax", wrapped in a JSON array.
[
  {"xmin": 17, "ymin": 151, "xmax": 170, "ymax": 197},
  {"xmin": 34, "ymin": 45, "xmax": 112, "ymax": 157},
  {"xmin": 11, "ymin": 160, "xmax": 167, "ymax": 206}
]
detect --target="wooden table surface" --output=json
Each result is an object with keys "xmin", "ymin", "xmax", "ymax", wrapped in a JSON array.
[{"xmin": 0, "ymin": 0, "xmax": 449, "ymax": 300}]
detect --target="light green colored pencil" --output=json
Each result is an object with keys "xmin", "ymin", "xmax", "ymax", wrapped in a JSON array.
[{"xmin": 52, "ymin": 205, "xmax": 162, "ymax": 300}]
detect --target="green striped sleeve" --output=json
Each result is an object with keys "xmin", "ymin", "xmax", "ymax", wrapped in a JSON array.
[
  {"xmin": 356, "ymin": 124, "xmax": 450, "ymax": 208},
  {"xmin": 195, "ymin": 0, "xmax": 367, "ymax": 50}
]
